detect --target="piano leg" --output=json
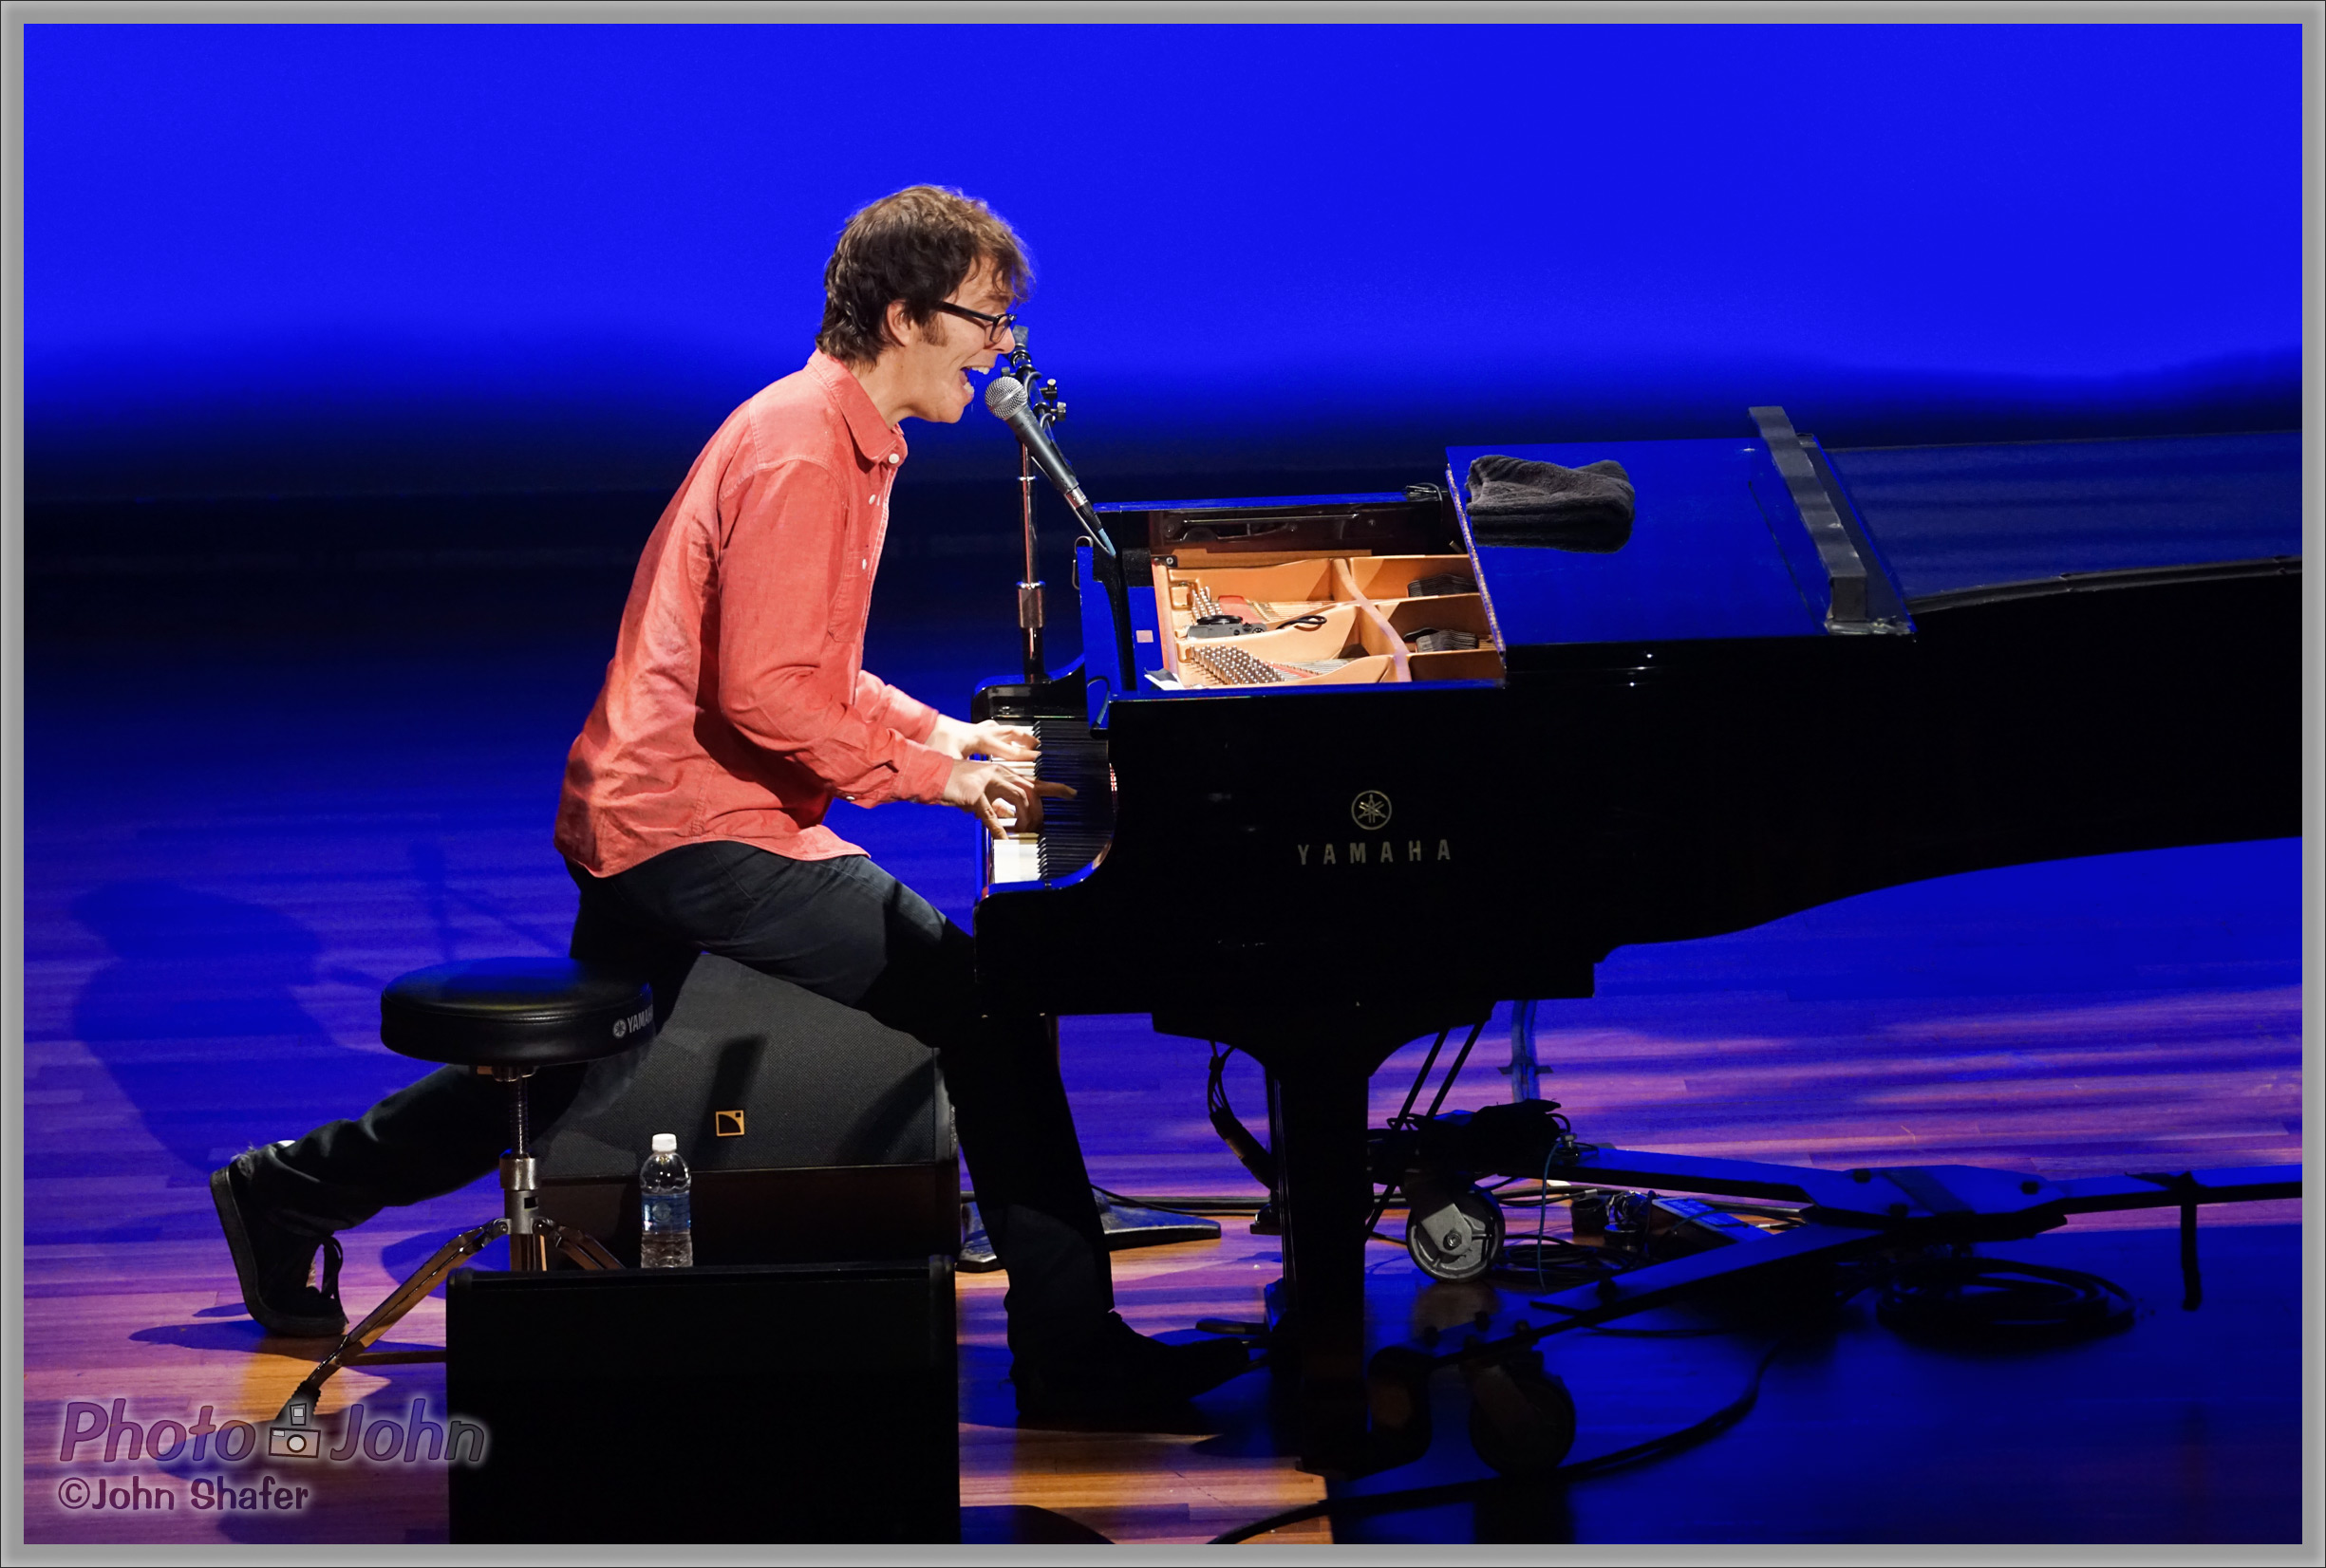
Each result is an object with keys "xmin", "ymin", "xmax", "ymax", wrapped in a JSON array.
[
  {"xmin": 1161, "ymin": 998, "xmax": 1490, "ymax": 1476},
  {"xmin": 1266, "ymin": 1063, "xmax": 1376, "ymax": 1477}
]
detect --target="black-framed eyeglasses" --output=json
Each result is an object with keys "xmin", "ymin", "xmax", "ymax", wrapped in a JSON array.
[{"xmin": 931, "ymin": 300, "xmax": 1017, "ymax": 346}]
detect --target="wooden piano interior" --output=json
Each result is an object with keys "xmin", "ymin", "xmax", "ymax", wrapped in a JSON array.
[{"xmin": 1152, "ymin": 552, "xmax": 1506, "ymax": 687}]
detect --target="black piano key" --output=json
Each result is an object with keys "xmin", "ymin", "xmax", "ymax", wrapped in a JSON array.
[{"xmin": 1031, "ymin": 717, "xmax": 1114, "ymax": 880}]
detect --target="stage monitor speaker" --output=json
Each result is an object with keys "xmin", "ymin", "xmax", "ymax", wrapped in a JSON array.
[
  {"xmin": 532, "ymin": 953, "xmax": 958, "ymax": 1266},
  {"xmin": 446, "ymin": 1258, "xmax": 958, "ymax": 1544}
]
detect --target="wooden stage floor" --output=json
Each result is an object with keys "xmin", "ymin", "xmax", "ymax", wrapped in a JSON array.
[{"xmin": 16, "ymin": 627, "xmax": 2313, "ymax": 1548}]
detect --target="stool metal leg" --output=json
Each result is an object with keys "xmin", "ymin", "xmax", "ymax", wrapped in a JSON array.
[
  {"xmin": 277, "ymin": 1218, "xmax": 510, "ymax": 1420},
  {"xmin": 541, "ymin": 1221, "xmax": 623, "ymax": 1270},
  {"xmin": 278, "ymin": 1065, "xmax": 628, "ymax": 1419}
]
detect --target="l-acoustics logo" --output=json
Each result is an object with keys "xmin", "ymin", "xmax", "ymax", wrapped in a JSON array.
[{"xmin": 1351, "ymin": 790, "xmax": 1393, "ymax": 831}]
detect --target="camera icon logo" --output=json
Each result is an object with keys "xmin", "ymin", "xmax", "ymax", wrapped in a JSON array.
[{"xmin": 269, "ymin": 1397, "xmax": 322, "ymax": 1460}]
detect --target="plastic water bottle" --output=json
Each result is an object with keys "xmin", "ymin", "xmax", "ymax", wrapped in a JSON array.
[{"xmin": 640, "ymin": 1133, "xmax": 693, "ymax": 1268}]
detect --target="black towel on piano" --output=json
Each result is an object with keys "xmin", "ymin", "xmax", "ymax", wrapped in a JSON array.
[{"xmin": 1464, "ymin": 454, "xmax": 1634, "ymax": 551}]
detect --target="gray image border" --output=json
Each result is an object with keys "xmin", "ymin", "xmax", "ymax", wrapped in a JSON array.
[{"xmin": 2, "ymin": 2, "xmax": 2319, "ymax": 1564}]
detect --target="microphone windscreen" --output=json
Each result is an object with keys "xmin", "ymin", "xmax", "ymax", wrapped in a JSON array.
[{"xmin": 985, "ymin": 375, "xmax": 1029, "ymax": 419}]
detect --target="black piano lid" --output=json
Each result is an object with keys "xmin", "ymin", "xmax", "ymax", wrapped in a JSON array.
[
  {"xmin": 1822, "ymin": 430, "xmax": 2303, "ymax": 603},
  {"xmin": 1450, "ymin": 428, "xmax": 2304, "ymax": 660},
  {"xmin": 1448, "ymin": 437, "xmax": 1827, "ymax": 653}
]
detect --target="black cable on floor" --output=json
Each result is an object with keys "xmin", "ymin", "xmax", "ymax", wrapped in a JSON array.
[
  {"xmin": 1876, "ymin": 1256, "xmax": 2133, "ymax": 1342},
  {"xmin": 1208, "ymin": 1324, "xmax": 1809, "ymax": 1545},
  {"xmin": 1205, "ymin": 1040, "xmax": 1278, "ymax": 1196}
]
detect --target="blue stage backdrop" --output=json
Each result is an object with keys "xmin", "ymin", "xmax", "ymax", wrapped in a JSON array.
[{"xmin": 24, "ymin": 21, "xmax": 2303, "ymax": 504}]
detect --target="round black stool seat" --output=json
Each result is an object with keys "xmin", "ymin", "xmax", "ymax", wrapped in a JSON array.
[{"xmin": 381, "ymin": 959, "xmax": 653, "ymax": 1069}]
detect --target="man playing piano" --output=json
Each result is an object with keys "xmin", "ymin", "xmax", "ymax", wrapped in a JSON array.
[{"xmin": 211, "ymin": 185, "xmax": 1250, "ymax": 1416}]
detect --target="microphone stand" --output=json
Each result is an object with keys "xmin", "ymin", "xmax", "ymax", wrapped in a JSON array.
[
  {"xmin": 998, "ymin": 331, "xmax": 1138, "ymax": 700},
  {"xmin": 1003, "ymin": 330, "xmax": 1060, "ymax": 684},
  {"xmin": 1018, "ymin": 444, "xmax": 1043, "ymax": 682}
]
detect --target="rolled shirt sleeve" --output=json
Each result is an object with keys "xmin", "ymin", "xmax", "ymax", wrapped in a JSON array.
[{"xmin": 855, "ymin": 668, "xmax": 944, "ymax": 748}]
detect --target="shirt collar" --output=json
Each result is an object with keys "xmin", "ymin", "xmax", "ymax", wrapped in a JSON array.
[{"xmin": 806, "ymin": 349, "xmax": 909, "ymax": 468}]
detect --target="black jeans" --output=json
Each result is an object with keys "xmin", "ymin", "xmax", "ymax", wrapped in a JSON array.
[{"xmin": 249, "ymin": 842, "xmax": 1115, "ymax": 1357}]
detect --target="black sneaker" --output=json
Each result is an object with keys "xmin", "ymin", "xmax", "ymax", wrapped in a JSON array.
[
  {"xmin": 210, "ymin": 1150, "xmax": 347, "ymax": 1338},
  {"xmin": 1012, "ymin": 1313, "xmax": 1253, "ymax": 1419}
]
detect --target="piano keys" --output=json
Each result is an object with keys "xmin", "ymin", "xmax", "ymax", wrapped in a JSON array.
[
  {"xmin": 968, "ymin": 413, "xmax": 2302, "ymax": 1474},
  {"xmin": 985, "ymin": 716, "xmax": 1113, "ymax": 887}
]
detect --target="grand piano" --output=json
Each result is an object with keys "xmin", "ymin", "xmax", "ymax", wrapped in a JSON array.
[{"xmin": 969, "ymin": 410, "xmax": 2303, "ymax": 1472}]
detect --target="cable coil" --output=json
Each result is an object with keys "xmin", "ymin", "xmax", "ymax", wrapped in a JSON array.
[{"xmin": 1876, "ymin": 1256, "xmax": 2133, "ymax": 1343}]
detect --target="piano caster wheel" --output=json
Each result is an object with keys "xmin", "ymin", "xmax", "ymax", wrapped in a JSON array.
[
  {"xmin": 1463, "ymin": 1352, "xmax": 1577, "ymax": 1476},
  {"xmin": 1406, "ymin": 1185, "xmax": 1505, "ymax": 1283}
]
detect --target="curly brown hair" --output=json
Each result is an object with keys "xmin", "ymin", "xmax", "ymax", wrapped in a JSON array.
[{"xmin": 816, "ymin": 186, "xmax": 1032, "ymax": 367}]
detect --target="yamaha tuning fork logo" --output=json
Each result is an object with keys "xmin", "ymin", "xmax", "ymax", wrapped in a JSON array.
[{"xmin": 1351, "ymin": 790, "xmax": 1393, "ymax": 831}]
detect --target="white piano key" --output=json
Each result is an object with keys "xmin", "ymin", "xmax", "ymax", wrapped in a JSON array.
[{"xmin": 989, "ymin": 833, "xmax": 1043, "ymax": 886}]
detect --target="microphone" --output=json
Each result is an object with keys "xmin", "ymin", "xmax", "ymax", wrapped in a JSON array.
[{"xmin": 985, "ymin": 374, "xmax": 1113, "ymax": 553}]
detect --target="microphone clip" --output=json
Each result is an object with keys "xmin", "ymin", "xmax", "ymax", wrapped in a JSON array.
[{"xmin": 1002, "ymin": 339, "xmax": 1066, "ymax": 432}]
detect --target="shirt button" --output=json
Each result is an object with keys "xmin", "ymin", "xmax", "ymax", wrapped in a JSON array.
[
  {"xmin": 868, "ymin": 495, "xmax": 877, "ymax": 504},
  {"xmin": 887, "ymin": 453, "xmax": 901, "ymax": 466}
]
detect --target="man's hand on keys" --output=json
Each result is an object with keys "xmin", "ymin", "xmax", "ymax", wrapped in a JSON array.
[
  {"xmin": 945, "ymin": 758, "xmax": 1075, "ymax": 839},
  {"xmin": 930, "ymin": 717, "xmax": 1040, "ymax": 762}
]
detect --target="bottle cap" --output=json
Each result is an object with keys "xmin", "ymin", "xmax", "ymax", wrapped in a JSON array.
[{"xmin": 651, "ymin": 1133, "xmax": 677, "ymax": 1153}]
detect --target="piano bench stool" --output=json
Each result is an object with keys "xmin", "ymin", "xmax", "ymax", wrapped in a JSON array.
[{"xmin": 274, "ymin": 959, "xmax": 651, "ymax": 1424}]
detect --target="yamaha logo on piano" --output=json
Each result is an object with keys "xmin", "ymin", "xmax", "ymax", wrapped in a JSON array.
[
  {"xmin": 1295, "ymin": 837, "xmax": 1452, "ymax": 867},
  {"xmin": 1297, "ymin": 792, "xmax": 1449, "ymax": 866}
]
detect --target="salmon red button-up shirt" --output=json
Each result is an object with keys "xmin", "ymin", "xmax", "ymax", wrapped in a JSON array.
[{"xmin": 554, "ymin": 350, "xmax": 956, "ymax": 876}]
